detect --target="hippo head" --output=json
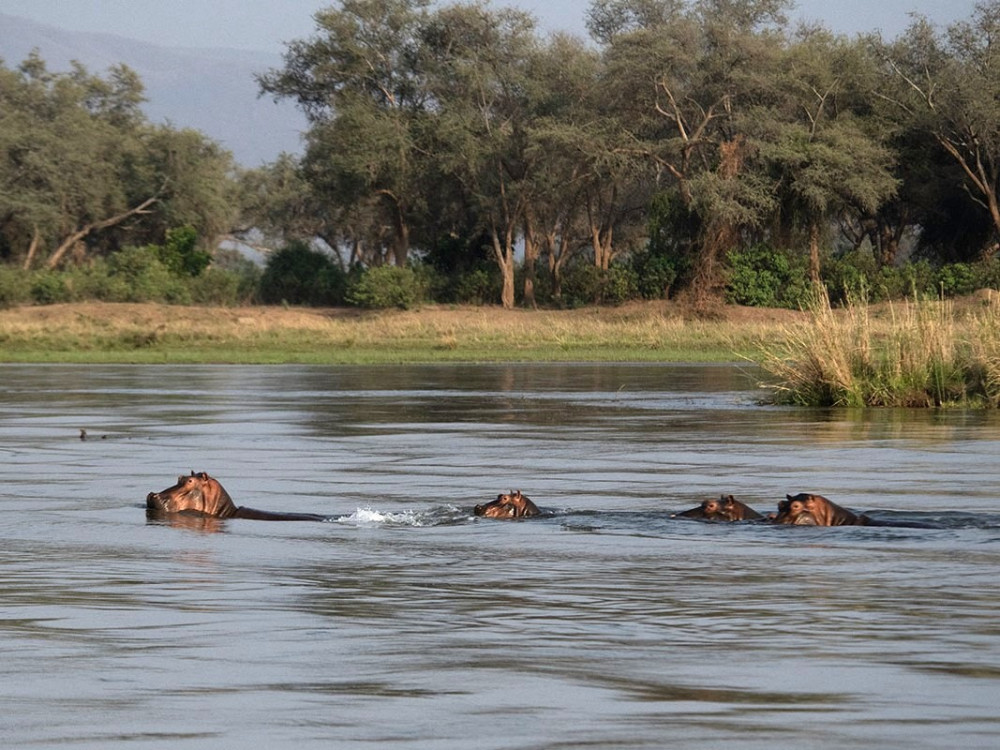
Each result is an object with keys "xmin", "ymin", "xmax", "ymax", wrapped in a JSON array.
[
  {"xmin": 474, "ymin": 490, "xmax": 540, "ymax": 519},
  {"xmin": 673, "ymin": 495, "xmax": 741, "ymax": 521},
  {"xmin": 673, "ymin": 498, "xmax": 729, "ymax": 521},
  {"xmin": 771, "ymin": 495, "xmax": 819, "ymax": 525},
  {"xmin": 146, "ymin": 471, "xmax": 239, "ymax": 518}
]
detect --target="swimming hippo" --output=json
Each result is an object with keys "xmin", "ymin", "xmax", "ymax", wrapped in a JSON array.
[
  {"xmin": 772, "ymin": 493, "xmax": 869, "ymax": 526},
  {"xmin": 474, "ymin": 490, "xmax": 540, "ymax": 519},
  {"xmin": 673, "ymin": 494, "xmax": 763, "ymax": 522},
  {"xmin": 146, "ymin": 472, "xmax": 328, "ymax": 521}
]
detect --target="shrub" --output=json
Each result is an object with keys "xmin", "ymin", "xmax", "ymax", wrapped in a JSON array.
[
  {"xmin": 726, "ymin": 245, "xmax": 810, "ymax": 308},
  {"xmin": 0, "ymin": 266, "xmax": 30, "ymax": 308},
  {"xmin": 453, "ymin": 267, "xmax": 501, "ymax": 305},
  {"xmin": 935, "ymin": 263, "xmax": 979, "ymax": 297},
  {"xmin": 30, "ymin": 272, "xmax": 72, "ymax": 304},
  {"xmin": 258, "ymin": 242, "xmax": 345, "ymax": 306},
  {"xmin": 106, "ymin": 246, "xmax": 191, "ymax": 303},
  {"xmin": 557, "ymin": 263, "xmax": 640, "ymax": 307},
  {"xmin": 156, "ymin": 226, "xmax": 211, "ymax": 277},
  {"xmin": 187, "ymin": 269, "xmax": 244, "ymax": 306},
  {"xmin": 560, "ymin": 264, "xmax": 605, "ymax": 307},
  {"xmin": 604, "ymin": 265, "xmax": 639, "ymax": 304},
  {"xmin": 345, "ymin": 265, "xmax": 428, "ymax": 309},
  {"xmin": 634, "ymin": 253, "xmax": 678, "ymax": 300}
]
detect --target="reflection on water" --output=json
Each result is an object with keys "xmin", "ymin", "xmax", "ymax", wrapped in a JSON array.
[{"xmin": 1, "ymin": 363, "xmax": 1000, "ymax": 750}]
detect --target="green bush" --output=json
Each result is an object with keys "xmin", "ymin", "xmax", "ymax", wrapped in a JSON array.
[
  {"xmin": 345, "ymin": 265, "xmax": 427, "ymax": 309},
  {"xmin": 30, "ymin": 272, "xmax": 71, "ymax": 304},
  {"xmin": 634, "ymin": 253, "xmax": 678, "ymax": 300},
  {"xmin": 106, "ymin": 246, "xmax": 191, "ymax": 303},
  {"xmin": 604, "ymin": 265, "xmax": 639, "ymax": 304},
  {"xmin": 726, "ymin": 245, "xmax": 810, "ymax": 308},
  {"xmin": 199, "ymin": 249, "xmax": 261, "ymax": 305},
  {"xmin": 156, "ymin": 226, "xmax": 211, "ymax": 277},
  {"xmin": 0, "ymin": 266, "xmax": 30, "ymax": 308},
  {"xmin": 558, "ymin": 263, "xmax": 639, "ymax": 307},
  {"xmin": 258, "ymin": 242, "xmax": 345, "ymax": 306},
  {"xmin": 187, "ymin": 269, "xmax": 246, "ymax": 306},
  {"xmin": 560, "ymin": 264, "xmax": 605, "ymax": 307},
  {"xmin": 935, "ymin": 263, "xmax": 979, "ymax": 297},
  {"xmin": 823, "ymin": 253, "xmax": 1000, "ymax": 305},
  {"xmin": 453, "ymin": 267, "xmax": 501, "ymax": 305}
]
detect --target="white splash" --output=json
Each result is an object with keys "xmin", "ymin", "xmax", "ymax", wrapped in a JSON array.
[{"xmin": 336, "ymin": 505, "xmax": 466, "ymax": 527}]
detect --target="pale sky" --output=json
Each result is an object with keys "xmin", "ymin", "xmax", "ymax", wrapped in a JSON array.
[{"xmin": 0, "ymin": 0, "xmax": 980, "ymax": 52}]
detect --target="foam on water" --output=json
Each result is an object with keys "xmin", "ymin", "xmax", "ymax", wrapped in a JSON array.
[{"xmin": 337, "ymin": 505, "xmax": 468, "ymax": 527}]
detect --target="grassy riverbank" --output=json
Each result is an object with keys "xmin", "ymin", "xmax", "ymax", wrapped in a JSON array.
[
  {"xmin": 0, "ymin": 301, "xmax": 804, "ymax": 364},
  {"xmin": 5, "ymin": 297, "xmax": 998, "ymax": 408},
  {"xmin": 756, "ymin": 290, "xmax": 1000, "ymax": 407}
]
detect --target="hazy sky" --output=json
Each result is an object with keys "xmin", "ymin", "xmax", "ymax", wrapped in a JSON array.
[{"xmin": 0, "ymin": 0, "xmax": 980, "ymax": 53}]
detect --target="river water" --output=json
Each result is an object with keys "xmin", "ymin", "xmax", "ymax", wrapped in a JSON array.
[{"xmin": 1, "ymin": 363, "xmax": 999, "ymax": 749}]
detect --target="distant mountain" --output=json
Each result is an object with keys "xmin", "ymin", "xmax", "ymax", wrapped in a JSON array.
[{"xmin": 0, "ymin": 13, "xmax": 306, "ymax": 166}]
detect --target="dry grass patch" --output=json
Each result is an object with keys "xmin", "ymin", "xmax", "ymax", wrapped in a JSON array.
[
  {"xmin": 754, "ymin": 291, "xmax": 1000, "ymax": 407},
  {"xmin": 0, "ymin": 301, "xmax": 801, "ymax": 364}
]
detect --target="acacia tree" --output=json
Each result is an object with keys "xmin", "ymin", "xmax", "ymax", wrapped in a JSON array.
[
  {"xmin": 0, "ymin": 54, "xmax": 150, "ymax": 267},
  {"xmin": 875, "ymin": 3, "xmax": 1000, "ymax": 258},
  {"xmin": 760, "ymin": 29, "xmax": 897, "ymax": 281},
  {"xmin": 420, "ymin": 2, "xmax": 540, "ymax": 308},
  {"xmin": 591, "ymin": 0, "xmax": 791, "ymax": 300},
  {"xmin": 259, "ymin": 0, "xmax": 432, "ymax": 267},
  {"xmin": 0, "ymin": 53, "xmax": 236, "ymax": 269}
]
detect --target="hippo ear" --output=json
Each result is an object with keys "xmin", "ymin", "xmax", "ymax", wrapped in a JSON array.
[
  {"xmin": 196, "ymin": 471, "xmax": 209, "ymax": 480},
  {"xmin": 725, "ymin": 494, "xmax": 735, "ymax": 501},
  {"xmin": 786, "ymin": 494, "xmax": 794, "ymax": 501}
]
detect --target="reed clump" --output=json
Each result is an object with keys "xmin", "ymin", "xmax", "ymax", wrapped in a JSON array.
[{"xmin": 755, "ymin": 288, "xmax": 1000, "ymax": 407}]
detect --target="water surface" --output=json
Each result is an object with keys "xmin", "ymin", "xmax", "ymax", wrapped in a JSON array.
[{"xmin": 2, "ymin": 363, "xmax": 999, "ymax": 749}]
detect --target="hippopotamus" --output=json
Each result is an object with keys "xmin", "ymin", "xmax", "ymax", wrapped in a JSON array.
[
  {"xmin": 673, "ymin": 494, "xmax": 763, "ymax": 522},
  {"xmin": 771, "ymin": 493, "xmax": 869, "ymax": 526},
  {"xmin": 146, "ymin": 472, "xmax": 328, "ymax": 521},
  {"xmin": 474, "ymin": 490, "xmax": 540, "ymax": 519}
]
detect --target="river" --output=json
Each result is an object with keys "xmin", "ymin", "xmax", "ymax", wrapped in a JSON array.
[{"xmin": 1, "ymin": 363, "xmax": 999, "ymax": 749}]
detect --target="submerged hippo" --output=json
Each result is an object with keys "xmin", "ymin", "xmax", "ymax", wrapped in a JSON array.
[
  {"xmin": 146, "ymin": 472, "xmax": 328, "ymax": 521},
  {"xmin": 771, "ymin": 493, "xmax": 869, "ymax": 527},
  {"xmin": 673, "ymin": 495, "xmax": 763, "ymax": 522},
  {"xmin": 474, "ymin": 490, "xmax": 540, "ymax": 519}
]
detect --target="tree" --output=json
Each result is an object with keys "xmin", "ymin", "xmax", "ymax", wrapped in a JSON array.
[
  {"xmin": 593, "ymin": 0, "xmax": 792, "ymax": 300},
  {"xmin": 0, "ymin": 53, "xmax": 236, "ymax": 269},
  {"xmin": 420, "ymin": 2, "xmax": 541, "ymax": 308},
  {"xmin": 874, "ymin": 3, "xmax": 1000, "ymax": 258},
  {"xmin": 259, "ymin": 0, "xmax": 432, "ymax": 267},
  {"xmin": 760, "ymin": 29, "xmax": 897, "ymax": 281}
]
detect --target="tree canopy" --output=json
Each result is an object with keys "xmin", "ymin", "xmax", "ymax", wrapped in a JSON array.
[
  {"xmin": 8, "ymin": 1, "xmax": 1000, "ymax": 311},
  {"xmin": 0, "ymin": 52, "xmax": 237, "ymax": 270}
]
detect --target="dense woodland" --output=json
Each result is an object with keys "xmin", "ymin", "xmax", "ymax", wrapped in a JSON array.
[{"xmin": 4, "ymin": 0, "xmax": 1000, "ymax": 310}]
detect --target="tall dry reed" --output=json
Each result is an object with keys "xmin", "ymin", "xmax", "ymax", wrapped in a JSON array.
[{"xmin": 755, "ymin": 288, "xmax": 1000, "ymax": 407}]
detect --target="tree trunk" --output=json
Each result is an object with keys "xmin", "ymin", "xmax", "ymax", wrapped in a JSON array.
[
  {"xmin": 490, "ymin": 226, "xmax": 515, "ymax": 309},
  {"xmin": 690, "ymin": 137, "xmax": 745, "ymax": 303},
  {"xmin": 809, "ymin": 222, "xmax": 821, "ymax": 284},
  {"xmin": 522, "ymin": 216, "xmax": 538, "ymax": 309},
  {"xmin": 392, "ymin": 221, "xmax": 409, "ymax": 267},
  {"xmin": 22, "ymin": 226, "xmax": 41, "ymax": 270},
  {"xmin": 591, "ymin": 223, "xmax": 614, "ymax": 271},
  {"xmin": 691, "ymin": 220, "xmax": 736, "ymax": 305},
  {"xmin": 46, "ymin": 196, "xmax": 158, "ymax": 269}
]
